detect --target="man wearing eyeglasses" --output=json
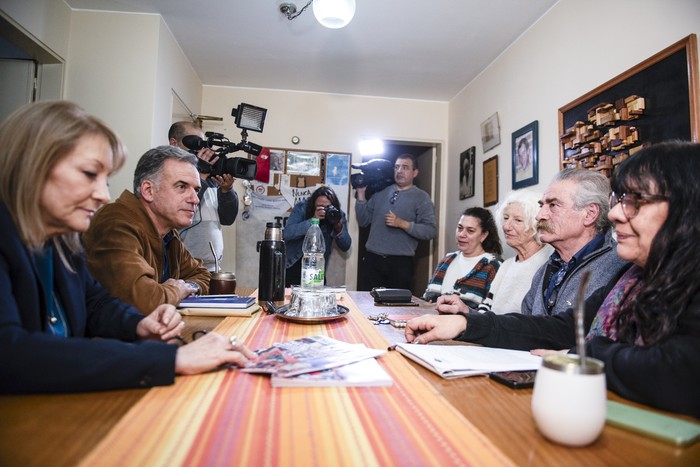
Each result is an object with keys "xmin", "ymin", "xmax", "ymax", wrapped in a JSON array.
[
  {"xmin": 438, "ymin": 168, "xmax": 627, "ymax": 317},
  {"xmin": 355, "ymin": 154, "xmax": 436, "ymax": 292}
]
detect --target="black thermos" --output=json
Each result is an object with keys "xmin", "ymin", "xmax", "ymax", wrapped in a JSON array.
[{"xmin": 257, "ymin": 221, "xmax": 286, "ymax": 302}]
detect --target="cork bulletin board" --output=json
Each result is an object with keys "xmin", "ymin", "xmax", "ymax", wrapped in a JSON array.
[{"xmin": 235, "ymin": 148, "xmax": 351, "ymax": 288}]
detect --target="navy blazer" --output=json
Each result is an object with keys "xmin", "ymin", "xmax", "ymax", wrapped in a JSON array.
[{"xmin": 0, "ymin": 203, "xmax": 177, "ymax": 393}]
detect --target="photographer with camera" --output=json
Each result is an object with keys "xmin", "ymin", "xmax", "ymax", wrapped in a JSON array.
[
  {"xmin": 355, "ymin": 154, "xmax": 436, "ymax": 292},
  {"xmin": 169, "ymin": 121, "xmax": 239, "ymax": 272},
  {"xmin": 283, "ymin": 186, "xmax": 351, "ymax": 287}
]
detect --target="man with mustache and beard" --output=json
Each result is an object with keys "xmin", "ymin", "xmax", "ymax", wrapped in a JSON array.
[{"xmin": 436, "ymin": 168, "xmax": 627, "ymax": 316}]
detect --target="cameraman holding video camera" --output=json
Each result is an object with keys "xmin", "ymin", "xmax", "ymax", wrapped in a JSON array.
[
  {"xmin": 284, "ymin": 186, "xmax": 351, "ymax": 286},
  {"xmin": 355, "ymin": 154, "xmax": 436, "ymax": 292},
  {"xmin": 169, "ymin": 121, "xmax": 239, "ymax": 271}
]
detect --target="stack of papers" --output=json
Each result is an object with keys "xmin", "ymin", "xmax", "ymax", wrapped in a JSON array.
[
  {"xmin": 394, "ymin": 343, "xmax": 542, "ymax": 379},
  {"xmin": 244, "ymin": 335, "xmax": 392, "ymax": 388}
]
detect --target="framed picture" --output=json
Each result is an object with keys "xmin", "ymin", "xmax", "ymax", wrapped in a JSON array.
[
  {"xmin": 459, "ymin": 147, "xmax": 475, "ymax": 200},
  {"xmin": 512, "ymin": 120, "xmax": 539, "ymax": 189},
  {"xmin": 483, "ymin": 155, "xmax": 499, "ymax": 207},
  {"xmin": 480, "ymin": 112, "xmax": 501, "ymax": 153}
]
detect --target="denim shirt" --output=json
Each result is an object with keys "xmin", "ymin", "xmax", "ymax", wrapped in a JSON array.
[{"xmin": 283, "ymin": 199, "xmax": 352, "ymax": 268}]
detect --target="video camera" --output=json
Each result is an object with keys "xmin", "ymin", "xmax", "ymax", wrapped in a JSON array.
[
  {"xmin": 350, "ymin": 158, "xmax": 395, "ymax": 199},
  {"xmin": 182, "ymin": 103, "xmax": 267, "ymax": 180}
]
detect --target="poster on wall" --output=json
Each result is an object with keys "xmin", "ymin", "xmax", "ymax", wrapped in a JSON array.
[
  {"xmin": 326, "ymin": 153, "xmax": 350, "ymax": 215},
  {"xmin": 279, "ymin": 174, "xmax": 323, "ymax": 209},
  {"xmin": 326, "ymin": 154, "xmax": 349, "ymax": 186},
  {"xmin": 269, "ymin": 149, "xmax": 285, "ymax": 172},
  {"xmin": 286, "ymin": 152, "xmax": 323, "ymax": 176}
]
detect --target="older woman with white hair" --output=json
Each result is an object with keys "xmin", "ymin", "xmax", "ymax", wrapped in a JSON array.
[{"xmin": 478, "ymin": 190, "xmax": 553, "ymax": 314}]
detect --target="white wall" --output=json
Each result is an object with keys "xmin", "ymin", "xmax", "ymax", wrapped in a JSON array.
[
  {"xmin": 154, "ymin": 17, "xmax": 203, "ymax": 145},
  {"xmin": 66, "ymin": 11, "xmax": 159, "ymax": 195},
  {"xmin": 63, "ymin": 10, "xmax": 204, "ymax": 196},
  {"xmin": 200, "ymin": 86, "xmax": 448, "ymax": 287},
  {"xmin": 446, "ymin": 0, "xmax": 700, "ymax": 256},
  {"xmin": 0, "ymin": 0, "xmax": 71, "ymax": 59}
]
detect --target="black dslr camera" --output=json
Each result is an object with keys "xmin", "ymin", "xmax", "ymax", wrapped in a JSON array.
[
  {"xmin": 350, "ymin": 158, "xmax": 395, "ymax": 199},
  {"xmin": 324, "ymin": 205, "xmax": 342, "ymax": 227},
  {"xmin": 182, "ymin": 103, "xmax": 267, "ymax": 181}
]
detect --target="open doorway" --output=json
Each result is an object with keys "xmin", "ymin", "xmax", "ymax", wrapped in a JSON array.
[
  {"xmin": 0, "ymin": 11, "xmax": 64, "ymax": 120},
  {"xmin": 354, "ymin": 140, "xmax": 442, "ymax": 296}
]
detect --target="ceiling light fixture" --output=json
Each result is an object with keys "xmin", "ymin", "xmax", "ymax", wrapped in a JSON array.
[{"xmin": 279, "ymin": 0, "xmax": 356, "ymax": 29}]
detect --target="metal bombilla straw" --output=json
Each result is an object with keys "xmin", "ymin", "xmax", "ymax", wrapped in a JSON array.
[
  {"xmin": 209, "ymin": 241, "xmax": 219, "ymax": 273},
  {"xmin": 575, "ymin": 271, "xmax": 591, "ymax": 366}
]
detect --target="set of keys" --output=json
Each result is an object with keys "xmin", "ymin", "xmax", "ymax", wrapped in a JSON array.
[
  {"xmin": 241, "ymin": 180, "xmax": 253, "ymax": 220},
  {"xmin": 368, "ymin": 313, "xmax": 408, "ymax": 328}
]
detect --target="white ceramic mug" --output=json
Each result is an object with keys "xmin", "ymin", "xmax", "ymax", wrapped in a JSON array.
[{"xmin": 531, "ymin": 354, "xmax": 606, "ymax": 447}]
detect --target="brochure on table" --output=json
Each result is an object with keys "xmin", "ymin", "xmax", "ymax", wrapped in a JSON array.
[{"xmin": 244, "ymin": 335, "xmax": 387, "ymax": 379}]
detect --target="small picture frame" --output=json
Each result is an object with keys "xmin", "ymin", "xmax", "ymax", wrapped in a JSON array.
[
  {"xmin": 480, "ymin": 112, "xmax": 501, "ymax": 153},
  {"xmin": 512, "ymin": 121, "xmax": 539, "ymax": 189},
  {"xmin": 459, "ymin": 147, "xmax": 475, "ymax": 200},
  {"xmin": 483, "ymin": 155, "xmax": 499, "ymax": 207}
]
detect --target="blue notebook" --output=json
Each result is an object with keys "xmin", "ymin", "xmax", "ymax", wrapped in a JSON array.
[{"xmin": 178, "ymin": 295, "xmax": 256, "ymax": 309}]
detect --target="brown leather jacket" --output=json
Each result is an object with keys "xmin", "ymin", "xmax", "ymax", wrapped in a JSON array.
[{"xmin": 84, "ymin": 190, "xmax": 210, "ymax": 314}]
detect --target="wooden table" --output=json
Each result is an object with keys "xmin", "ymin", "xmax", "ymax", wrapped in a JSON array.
[{"xmin": 0, "ymin": 290, "xmax": 698, "ymax": 466}]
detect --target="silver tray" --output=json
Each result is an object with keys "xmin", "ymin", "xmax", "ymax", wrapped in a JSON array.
[{"xmin": 273, "ymin": 305, "xmax": 349, "ymax": 324}]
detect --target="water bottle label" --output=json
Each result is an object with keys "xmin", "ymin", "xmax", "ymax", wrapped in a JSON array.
[{"xmin": 302, "ymin": 268, "xmax": 324, "ymax": 287}]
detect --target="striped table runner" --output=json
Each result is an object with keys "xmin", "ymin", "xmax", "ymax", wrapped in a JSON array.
[{"xmin": 80, "ymin": 295, "xmax": 514, "ymax": 466}]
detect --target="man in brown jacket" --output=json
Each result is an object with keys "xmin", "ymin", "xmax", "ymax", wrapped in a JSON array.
[{"xmin": 84, "ymin": 145, "xmax": 210, "ymax": 314}]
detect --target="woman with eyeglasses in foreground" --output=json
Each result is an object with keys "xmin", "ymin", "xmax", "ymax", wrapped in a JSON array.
[
  {"xmin": 0, "ymin": 101, "xmax": 254, "ymax": 394},
  {"xmin": 406, "ymin": 141, "xmax": 700, "ymax": 418}
]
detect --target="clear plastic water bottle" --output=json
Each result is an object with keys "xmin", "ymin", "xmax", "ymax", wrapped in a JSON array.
[{"xmin": 301, "ymin": 218, "xmax": 325, "ymax": 287}]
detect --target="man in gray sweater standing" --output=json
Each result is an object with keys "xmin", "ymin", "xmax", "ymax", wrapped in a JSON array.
[{"xmin": 355, "ymin": 154, "xmax": 436, "ymax": 291}]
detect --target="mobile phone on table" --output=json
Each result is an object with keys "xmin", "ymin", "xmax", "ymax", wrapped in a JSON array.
[
  {"xmin": 606, "ymin": 400, "xmax": 700, "ymax": 446},
  {"xmin": 489, "ymin": 370, "xmax": 536, "ymax": 389}
]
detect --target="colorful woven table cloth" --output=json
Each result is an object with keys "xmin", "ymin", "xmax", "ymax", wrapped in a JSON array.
[{"xmin": 80, "ymin": 294, "xmax": 514, "ymax": 466}]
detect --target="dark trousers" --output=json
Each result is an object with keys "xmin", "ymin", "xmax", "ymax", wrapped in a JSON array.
[
  {"xmin": 285, "ymin": 259, "xmax": 302, "ymax": 287},
  {"xmin": 359, "ymin": 251, "xmax": 414, "ymax": 292}
]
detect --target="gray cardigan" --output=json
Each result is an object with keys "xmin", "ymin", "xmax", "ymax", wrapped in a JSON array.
[
  {"xmin": 355, "ymin": 184, "xmax": 436, "ymax": 256},
  {"xmin": 522, "ymin": 228, "xmax": 628, "ymax": 316}
]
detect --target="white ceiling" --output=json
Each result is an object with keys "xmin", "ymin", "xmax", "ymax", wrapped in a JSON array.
[{"xmin": 64, "ymin": 0, "xmax": 558, "ymax": 101}]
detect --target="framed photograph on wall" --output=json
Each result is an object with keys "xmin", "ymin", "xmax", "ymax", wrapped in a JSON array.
[
  {"xmin": 459, "ymin": 147, "xmax": 475, "ymax": 200},
  {"xmin": 480, "ymin": 112, "xmax": 501, "ymax": 153},
  {"xmin": 512, "ymin": 120, "xmax": 539, "ymax": 189},
  {"xmin": 483, "ymin": 155, "xmax": 499, "ymax": 207}
]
